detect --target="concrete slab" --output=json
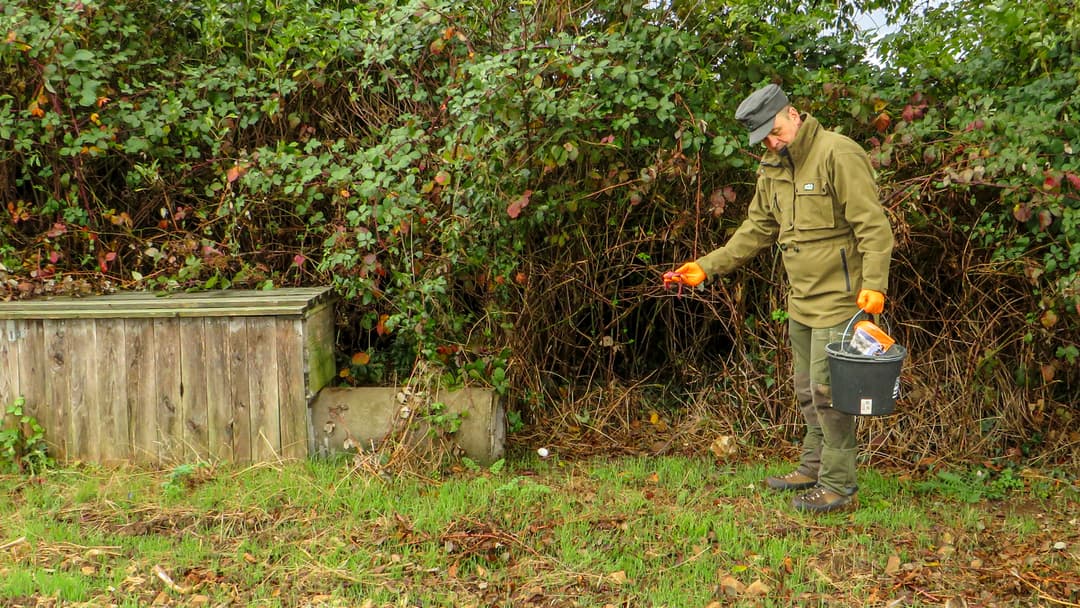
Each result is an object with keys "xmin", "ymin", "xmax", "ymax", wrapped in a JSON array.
[{"xmin": 309, "ymin": 386, "xmax": 505, "ymax": 464}]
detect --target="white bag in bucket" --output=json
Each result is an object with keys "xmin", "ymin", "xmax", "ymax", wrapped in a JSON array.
[{"xmin": 826, "ymin": 313, "xmax": 907, "ymax": 416}]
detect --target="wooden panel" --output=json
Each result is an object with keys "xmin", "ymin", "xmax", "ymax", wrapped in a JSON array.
[
  {"xmin": 96, "ymin": 319, "xmax": 130, "ymax": 463},
  {"xmin": 0, "ymin": 320, "xmax": 20, "ymax": 410},
  {"xmin": 204, "ymin": 317, "xmax": 232, "ymax": 461},
  {"xmin": 304, "ymin": 303, "xmax": 337, "ymax": 399},
  {"xmin": 247, "ymin": 320, "xmax": 280, "ymax": 460},
  {"xmin": 15, "ymin": 320, "xmax": 46, "ymax": 440},
  {"xmin": 228, "ymin": 318, "xmax": 252, "ymax": 462},
  {"xmin": 277, "ymin": 318, "xmax": 307, "ymax": 458},
  {"xmin": 179, "ymin": 317, "xmax": 208, "ymax": 460},
  {"xmin": 127, "ymin": 320, "xmax": 158, "ymax": 464},
  {"xmin": 153, "ymin": 318, "xmax": 182, "ymax": 463},
  {"xmin": 67, "ymin": 321, "xmax": 97, "ymax": 461},
  {"xmin": 44, "ymin": 320, "xmax": 71, "ymax": 460}
]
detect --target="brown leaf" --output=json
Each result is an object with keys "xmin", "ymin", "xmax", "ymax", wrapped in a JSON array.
[
  {"xmin": 1037, "ymin": 209, "xmax": 1053, "ymax": 230},
  {"xmin": 1013, "ymin": 203, "xmax": 1032, "ymax": 222},
  {"xmin": 1040, "ymin": 309, "xmax": 1058, "ymax": 328},
  {"xmin": 745, "ymin": 580, "xmax": 770, "ymax": 596},
  {"xmin": 720, "ymin": 575, "xmax": 745, "ymax": 596},
  {"xmin": 709, "ymin": 435, "xmax": 738, "ymax": 460},
  {"xmin": 885, "ymin": 554, "xmax": 901, "ymax": 574}
]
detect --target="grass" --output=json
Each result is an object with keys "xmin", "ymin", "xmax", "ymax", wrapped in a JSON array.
[{"xmin": 0, "ymin": 454, "xmax": 1077, "ymax": 607}]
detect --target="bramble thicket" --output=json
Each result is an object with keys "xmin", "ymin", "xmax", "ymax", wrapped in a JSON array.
[{"xmin": 1, "ymin": 0, "xmax": 1077, "ymax": 465}]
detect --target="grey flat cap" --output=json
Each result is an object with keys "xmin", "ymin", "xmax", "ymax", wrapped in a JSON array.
[{"xmin": 735, "ymin": 84, "xmax": 789, "ymax": 145}]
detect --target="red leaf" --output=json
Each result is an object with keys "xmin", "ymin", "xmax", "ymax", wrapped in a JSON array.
[
  {"xmin": 293, "ymin": 254, "xmax": 306, "ymax": 266},
  {"xmin": 1013, "ymin": 203, "xmax": 1032, "ymax": 222},
  {"xmin": 873, "ymin": 112, "xmax": 892, "ymax": 134},
  {"xmin": 1037, "ymin": 209, "xmax": 1053, "ymax": 230},
  {"xmin": 227, "ymin": 166, "xmax": 241, "ymax": 183},
  {"xmin": 1066, "ymin": 172, "xmax": 1080, "ymax": 191},
  {"xmin": 507, "ymin": 190, "xmax": 533, "ymax": 219},
  {"xmin": 1043, "ymin": 173, "xmax": 1061, "ymax": 191}
]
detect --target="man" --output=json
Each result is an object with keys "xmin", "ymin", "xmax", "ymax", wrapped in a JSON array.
[{"xmin": 665, "ymin": 84, "xmax": 894, "ymax": 513}]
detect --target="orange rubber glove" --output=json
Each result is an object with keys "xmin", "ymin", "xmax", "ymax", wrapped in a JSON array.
[
  {"xmin": 857, "ymin": 289, "xmax": 886, "ymax": 314},
  {"xmin": 665, "ymin": 262, "xmax": 706, "ymax": 287}
]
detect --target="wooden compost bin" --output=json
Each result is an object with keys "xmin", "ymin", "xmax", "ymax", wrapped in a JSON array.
[{"xmin": 0, "ymin": 288, "xmax": 335, "ymax": 465}]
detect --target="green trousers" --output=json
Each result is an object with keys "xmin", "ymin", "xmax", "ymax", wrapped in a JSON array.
[{"xmin": 788, "ymin": 317, "xmax": 858, "ymax": 496}]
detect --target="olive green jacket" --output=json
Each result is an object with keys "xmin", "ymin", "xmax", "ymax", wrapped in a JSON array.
[{"xmin": 696, "ymin": 114, "xmax": 894, "ymax": 328}]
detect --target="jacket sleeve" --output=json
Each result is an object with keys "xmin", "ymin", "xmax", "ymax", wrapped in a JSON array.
[
  {"xmin": 831, "ymin": 145, "xmax": 893, "ymax": 293},
  {"xmin": 695, "ymin": 175, "xmax": 779, "ymax": 279}
]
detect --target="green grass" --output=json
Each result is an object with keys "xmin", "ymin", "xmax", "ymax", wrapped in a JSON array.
[{"xmin": 0, "ymin": 455, "xmax": 1077, "ymax": 607}]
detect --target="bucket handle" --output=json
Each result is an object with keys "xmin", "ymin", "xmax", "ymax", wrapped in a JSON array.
[{"xmin": 840, "ymin": 310, "xmax": 890, "ymax": 349}]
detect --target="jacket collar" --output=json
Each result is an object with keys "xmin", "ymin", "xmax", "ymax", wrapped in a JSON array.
[{"xmin": 761, "ymin": 113, "xmax": 820, "ymax": 168}]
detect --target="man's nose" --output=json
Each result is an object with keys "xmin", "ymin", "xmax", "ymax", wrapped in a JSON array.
[{"xmin": 763, "ymin": 135, "xmax": 779, "ymax": 149}]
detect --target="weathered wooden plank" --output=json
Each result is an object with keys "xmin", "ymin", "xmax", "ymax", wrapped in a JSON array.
[
  {"xmin": 153, "ymin": 318, "xmax": 183, "ymax": 464},
  {"xmin": 44, "ymin": 320, "xmax": 71, "ymax": 460},
  {"xmin": 205, "ymin": 317, "xmax": 233, "ymax": 462},
  {"xmin": 0, "ymin": 288, "xmax": 333, "ymax": 319},
  {"xmin": 96, "ymin": 319, "xmax": 131, "ymax": 463},
  {"xmin": 179, "ymin": 318, "xmax": 209, "ymax": 461},
  {"xmin": 67, "ymin": 320, "xmax": 97, "ymax": 461},
  {"xmin": 277, "ymin": 318, "xmax": 307, "ymax": 459},
  {"xmin": 304, "ymin": 302, "xmax": 337, "ymax": 400},
  {"xmin": 247, "ymin": 321, "xmax": 280, "ymax": 460},
  {"xmin": 127, "ymin": 320, "xmax": 158, "ymax": 464},
  {"xmin": 0, "ymin": 320, "xmax": 20, "ymax": 410},
  {"xmin": 0, "ymin": 307, "xmax": 318, "ymax": 320},
  {"xmin": 15, "ymin": 320, "xmax": 46, "ymax": 446},
  {"xmin": 228, "ymin": 318, "xmax": 252, "ymax": 462}
]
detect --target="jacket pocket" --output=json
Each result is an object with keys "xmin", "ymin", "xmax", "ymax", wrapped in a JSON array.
[{"xmin": 794, "ymin": 177, "xmax": 835, "ymax": 230}]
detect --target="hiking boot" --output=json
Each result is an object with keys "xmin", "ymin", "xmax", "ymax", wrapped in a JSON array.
[
  {"xmin": 792, "ymin": 486, "xmax": 856, "ymax": 513},
  {"xmin": 764, "ymin": 470, "xmax": 817, "ymax": 491}
]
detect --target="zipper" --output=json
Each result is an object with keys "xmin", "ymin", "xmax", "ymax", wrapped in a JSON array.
[{"xmin": 840, "ymin": 248, "xmax": 851, "ymax": 292}]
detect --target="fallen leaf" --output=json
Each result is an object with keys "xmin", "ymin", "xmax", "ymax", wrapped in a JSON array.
[
  {"xmin": 885, "ymin": 554, "xmax": 901, "ymax": 574},
  {"xmin": 720, "ymin": 575, "xmax": 745, "ymax": 596},
  {"xmin": 745, "ymin": 580, "xmax": 770, "ymax": 596},
  {"xmin": 609, "ymin": 570, "xmax": 628, "ymax": 584},
  {"xmin": 709, "ymin": 435, "xmax": 738, "ymax": 460}
]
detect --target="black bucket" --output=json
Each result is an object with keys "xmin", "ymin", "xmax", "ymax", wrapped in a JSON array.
[{"xmin": 825, "ymin": 314, "xmax": 907, "ymax": 416}]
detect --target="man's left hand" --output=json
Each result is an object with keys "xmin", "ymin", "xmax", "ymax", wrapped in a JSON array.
[{"xmin": 857, "ymin": 289, "xmax": 886, "ymax": 314}]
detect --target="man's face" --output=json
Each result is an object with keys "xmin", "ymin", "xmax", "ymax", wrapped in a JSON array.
[{"xmin": 762, "ymin": 106, "xmax": 801, "ymax": 153}]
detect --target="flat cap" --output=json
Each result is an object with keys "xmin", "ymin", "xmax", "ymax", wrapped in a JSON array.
[{"xmin": 735, "ymin": 84, "xmax": 789, "ymax": 145}]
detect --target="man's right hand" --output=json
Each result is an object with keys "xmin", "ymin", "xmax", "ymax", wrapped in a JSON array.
[{"xmin": 664, "ymin": 262, "xmax": 706, "ymax": 287}]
